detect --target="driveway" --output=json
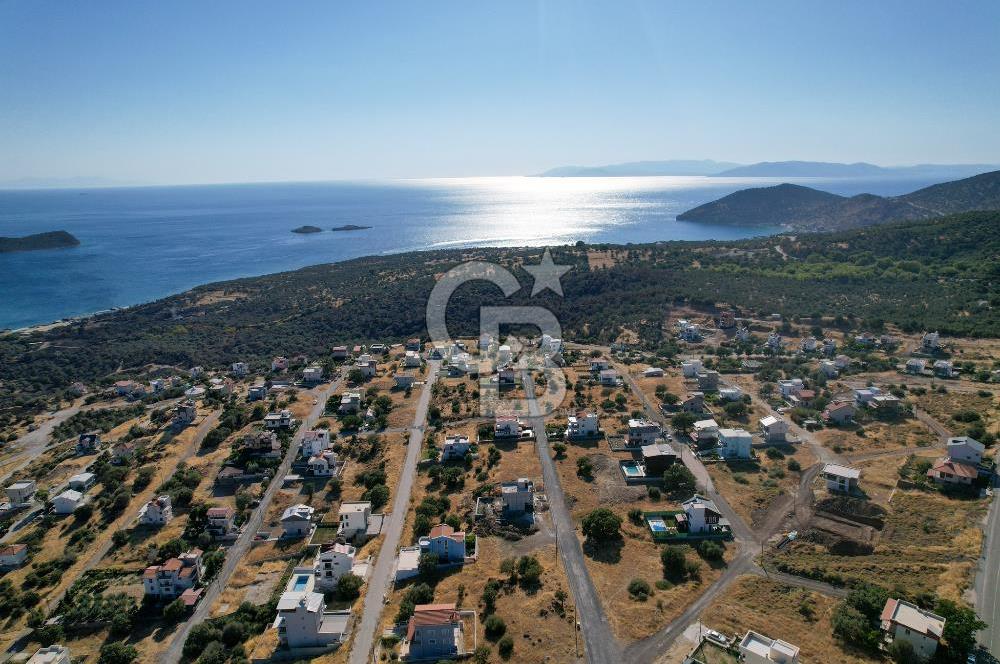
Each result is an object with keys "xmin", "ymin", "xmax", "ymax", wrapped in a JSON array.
[{"xmin": 348, "ymin": 361, "xmax": 440, "ymax": 664}]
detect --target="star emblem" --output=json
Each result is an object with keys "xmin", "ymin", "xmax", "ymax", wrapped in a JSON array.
[{"xmin": 524, "ymin": 248, "xmax": 572, "ymax": 297}]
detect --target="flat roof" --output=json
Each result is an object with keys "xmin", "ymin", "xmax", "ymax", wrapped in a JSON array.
[{"xmin": 823, "ymin": 464, "xmax": 861, "ymax": 479}]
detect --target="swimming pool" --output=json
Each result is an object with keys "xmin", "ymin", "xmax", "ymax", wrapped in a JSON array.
[
  {"xmin": 620, "ymin": 461, "xmax": 644, "ymax": 477},
  {"xmin": 291, "ymin": 574, "xmax": 311, "ymax": 592},
  {"xmin": 647, "ymin": 517, "xmax": 668, "ymax": 532}
]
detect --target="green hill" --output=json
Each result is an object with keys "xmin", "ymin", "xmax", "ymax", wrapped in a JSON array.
[{"xmin": 0, "ymin": 230, "xmax": 80, "ymax": 253}]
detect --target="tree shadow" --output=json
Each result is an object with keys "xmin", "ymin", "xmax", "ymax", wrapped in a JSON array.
[{"xmin": 582, "ymin": 536, "xmax": 623, "ymax": 564}]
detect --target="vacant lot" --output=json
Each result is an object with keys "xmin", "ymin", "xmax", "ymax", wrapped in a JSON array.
[
  {"xmin": 707, "ymin": 443, "xmax": 815, "ymax": 528},
  {"xmin": 815, "ymin": 418, "xmax": 936, "ymax": 456}
]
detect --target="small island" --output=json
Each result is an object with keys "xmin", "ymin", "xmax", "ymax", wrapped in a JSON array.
[
  {"xmin": 331, "ymin": 224, "xmax": 371, "ymax": 232},
  {"xmin": 0, "ymin": 230, "xmax": 80, "ymax": 254},
  {"xmin": 291, "ymin": 225, "xmax": 323, "ymax": 234}
]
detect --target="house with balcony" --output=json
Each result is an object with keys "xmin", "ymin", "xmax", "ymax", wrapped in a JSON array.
[
  {"xmin": 313, "ymin": 542, "xmax": 359, "ymax": 591},
  {"xmin": 403, "ymin": 603, "xmax": 465, "ymax": 661},
  {"xmin": 441, "ymin": 434, "xmax": 471, "ymax": 462},
  {"xmin": 308, "ymin": 450, "xmax": 339, "ymax": 477},
  {"xmin": 738, "ymin": 630, "xmax": 800, "ymax": 664},
  {"xmin": 946, "ymin": 436, "xmax": 984, "ymax": 466},
  {"xmin": 281, "ymin": 504, "xmax": 315, "ymax": 538},
  {"xmin": 717, "ymin": 428, "xmax": 753, "ymax": 459},
  {"xmin": 139, "ymin": 495, "xmax": 173, "ymax": 526},
  {"xmin": 880, "ymin": 598, "xmax": 945, "ymax": 660},
  {"xmin": 301, "ymin": 429, "xmax": 331, "ymax": 458},
  {"xmin": 822, "ymin": 464, "xmax": 861, "ymax": 493},
  {"xmin": 500, "ymin": 478, "xmax": 534, "ymax": 514},
  {"xmin": 419, "ymin": 524, "xmax": 467, "ymax": 564},
  {"xmin": 53, "ymin": 489, "xmax": 85, "ymax": 514},
  {"xmin": 76, "ymin": 432, "xmax": 101, "ymax": 455},
  {"xmin": 5, "ymin": 479, "xmax": 36, "ymax": 505},
  {"xmin": 243, "ymin": 430, "xmax": 281, "ymax": 456},
  {"xmin": 567, "ymin": 411, "xmax": 600, "ymax": 439},
  {"xmin": 276, "ymin": 573, "xmax": 350, "ymax": 649},
  {"xmin": 0, "ymin": 543, "xmax": 28, "ymax": 569},
  {"xmin": 627, "ymin": 419, "xmax": 660, "ymax": 447},
  {"xmin": 759, "ymin": 415, "xmax": 789, "ymax": 443},
  {"xmin": 339, "ymin": 392, "xmax": 362, "ymax": 414},
  {"xmin": 494, "ymin": 416, "xmax": 522, "ymax": 439},
  {"xmin": 303, "ymin": 365, "xmax": 324, "ymax": 383},
  {"xmin": 206, "ymin": 506, "xmax": 237, "ymax": 538},
  {"xmin": 143, "ymin": 549, "xmax": 204, "ymax": 600},
  {"xmin": 264, "ymin": 409, "xmax": 295, "ymax": 429}
]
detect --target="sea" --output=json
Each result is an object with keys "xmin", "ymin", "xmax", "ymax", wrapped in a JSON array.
[{"xmin": 0, "ymin": 175, "xmax": 946, "ymax": 330}]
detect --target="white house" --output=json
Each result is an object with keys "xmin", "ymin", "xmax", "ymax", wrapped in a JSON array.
[
  {"xmin": 303, "ymin": 365, "xmax": 324, "ymax": 383},
  {"xmin": 281, "ymin": 504, "xmax": 315, "ymax": 538},
  {"xmin": 946, "ymin": 436, "xmax": 984, "ymax": 466},
  {"xmin": 25, "ymin": 645, "xmax": 72, "ymax": 664},
  {"xmin": 778, "ymin": 379, "xmax": 803, "ymax": 398},
  {"xmin": 139, "ymin": 495, "xmax": 174, "ymax": 526},
  {"xmin": 681, "ymin": 495, "xmax": 723, "ymax": 534},
  {"xmin": 589, "ymin": 357, "xmax": 609, "ymax": 372},
  {"xmin": 738, "ymin": 630, "xmax": 800, "ymax": 664},
  {"xmin": 717, "ymin": 428, "xmax": 753, "ymax": 459},
  {"xmin": 232, "ymin": 362, "xmax": 249, "ymax": 376},
  {"xmin": 53, "ymin": 489, "xmax": 85, "ymax": 515},
  {"xmin": 494, "ymin": 416, "xmax": 522, "ymax": 439},
  {"xmin": 331, "ymin": 346, "xmax": 348, "ymax": 360},
  {"xmin": 206, "ymin": 506, "xmax": 237, "ymax": 537},
  {"xmin": 719, "ymin": 386, "xmax": 742, "ymax": 402},
  {"xmin": 834, "ymin": 354, "xmax": 852, "ymax": 370},
  {"xmin": 0, "ymin": 543, "xmax": 28, "ymax": 569},
  {"xmin": 405, "ymin": 603, "xmax": 464, "ymax": 661},
  {"xmin": 264, "ymin": 409, "xmax": 295, "ymax": 429},
  {"xmin": 854, "ymin": 386, "xmax": 882, "ymax": 406},
  {"xmin": 498, "ymin": 345, "xmax": 512, "ymax": 365},
  {"xmin": 880, "ymin": 598, "xmax": 945, "ymax": 660},
  {"xmin": 301, "ymin": 429, "xmax": 332, "ymax": 458},
  {"xmin": 759, "ymin": 415, "xmax": 789, "ymax": 443},
  {"xmin": 823, "ymin": 401, "xmax": 857, "ymax": 425},
  {"xmin": 822, "ymin": 464, "xmax": 861, "ymax": 493},
  {"xmin": 819, "ymin": 360, "xmax": 839, "ymax": 378},
  {"xmin": 419, "ymin": 524, "xmax": 467, "ymax": 563},
  {"xmin": 599, "ymin": 368, "xmax": 619, "ymax": 386},
  {"xmin": 441, "ymin": 434, "xmax": 471, "ymax": 461},
  {"xmin": 500, "ymin": 478, "xmax": 534, "ymax": 514},
  {"xmin": 567, "ymin": 411, "xmax": 600, "ymax": 439},
  {"xmin": 627, "ymin": 419, "xmax": 660, "ymax": 447},
  {"xmin": 693, "ymin": 418, "xmax": 719, "ymax": 441},
  {"xmin": 308, "ymin": 451, "xmax": 339, "ymax": 477},
  {"xmin": 906, "ymin": 358, "xmax": 927, "ymax": 374},
  {"xmin": 5, "ymin": 479, "xmax": 36, "ymax": 505},
  {"xmin": 313, "ymin": 542, "xmax": 358, "ymax": 591},
  {"xmin": 921, "ymin": 331, "xmax": 940, "ymax": 351},
  {"xmin": 800, "ymin": 337, "xmax": 818, "ymax": 353},
  {"xmin": 355, "ymin": 355, "xmax": 378, "ymax": 378},
  {"xmin": 404, "ymin": 350, "xmax": 422, "ymax": 368},
  {"xmin": 643, "ymin": 367, "xmax": 664, "ymax": 377},
  {"xmin": 337, "ymin": 501, "xmax": 373, "ymax": 540},
  {"xmin": 933, "ymin": 359, "xmax": 955, "ymax": 378},
  {"xmin": 339, "ymin": 392, "xmax": 361, "ymax": 413},
  {"xmin": 822, "ymin": 338, "xmax": 837, "ymax": 355},
  {"xmin": 276, "ymin": 575, "xmax": 349, "ymax": 648},
  {"xmin": 68, "ymin": 472, "xmax": 96, "ymax": 491},
  {"xmin": 681, "ymin": 359, "xmax": 703, "ymax": 377},
  {"xmin": 766, "ymin": 332, "xmax": 783, "ymax": 350}
]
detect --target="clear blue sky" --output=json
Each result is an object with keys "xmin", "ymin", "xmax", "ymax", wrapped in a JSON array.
[{"xmin": 1, "ymin": 0, "xmax": 998, "ymax": 184}]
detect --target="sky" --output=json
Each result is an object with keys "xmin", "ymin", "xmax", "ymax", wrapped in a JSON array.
[{"xmin": 1, "ymin": 0, "xmax": 999, "ymax": 185}]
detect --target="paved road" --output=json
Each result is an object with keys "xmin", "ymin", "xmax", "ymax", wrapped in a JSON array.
[
  {"xmin": 0, "ymin": 399, "xmax": 85, "ymax": 486},
  {"xmin": 164, "ymin": 380, "xmax": 339, "ymax": 664},
  {"xmin": 522, "ymin": 369, "xmax": 617, "ymax": 664},
  {"xmin": 975, "ymin": 476, "xmax": 1000, "ymax": 654},
  {"xmin": 349, "ymin": 361, "xmax": 440, "ymax": 664},
  {"xmin": 44, "ymin": 408, "xmax": 223, "ymax": 614}
]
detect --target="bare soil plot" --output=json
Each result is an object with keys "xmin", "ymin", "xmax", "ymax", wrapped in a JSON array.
[{"xmin": 815, "ymin": 418, "xmax": 936, "ymax": 456}]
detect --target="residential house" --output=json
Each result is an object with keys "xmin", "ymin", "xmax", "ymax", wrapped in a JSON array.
[
  {"xmin": 641, "ymin": 444, "xmax": 677, "ymax": 476},
  {"xmin": 232, "ymin": 362, "xmax": 249, "ymax": 376},
  {"xmin": 718, "ymin": 310, "xmax": 736, "ymax": 329},
  {"xmin": 173, "ymin": 401, "xmax": 197, "ymax": 427},
  {"xmin": 142, "ymin": 549, "xmax": 204, "ymax": 600},
  {"xmin": 926, "ymin": 458, "xmax": 977, "ymax": 486},
  {"xmin": 405, "ymin": 603, "xmax": 464, "ymax": 661},
  {"xmin": 643, "ymin": 367, "xmax": 664, "ymax": 377},
  {"xmin": 822, "ymin": 464, "xmax": 861, "ymax": 493},
  {"xmin": 880, "ymin": 334, "xmax": 899, "ymax": 349},
  {"xmin": 303, "ymin": 365, "xmax": 324, "ymax": 383},
  {"xmin": 947, "ymin": 436, "xmax": 984, "ymax": 466},
  {"xmin": 243, "ymin": 430, "xmax": 281, "ymax": 455},
  {"xmin": 406, "ymin": 338, "xmax": 422, "ymax": 352},
  {"xmin": 500, "ymin": 478, "xmax": 534, "ymax": 514},
  {"xmin": 567, "ymin": 411, "xmax": 600, "ymax": 439},
  {"xmin": 789, "ymin": 389, "xmax": 815, "ymax": 408},
  {"xmin": 272, "ymin": 356, "xmax": 289, "ymax": 372},
  {"xmin": 679, "ymin": 323, "xmax": 702, "ymax": 342},
  {"xmin": 680, "ymin": 495, "xmax": 723, "ymax": 534},
  {"xmin": 113, "ymin": 380, "xmax": 138, "ymax": 396},
  {"xmin": 589, "ymin": 357, "xmax": 610, "ymax": 372},
  {"xmin": 766, "ymin": 332, "xmax": 783, "ymax": 350},
  {"xmin": 800, "ymin": 337, "xmax": 818, "ymax": 353},
  {"xmin": 25, "ymin": 645, "xmax": 72, "ymax": 664},
  {"xmin": 854, "ymin": 387, "xmax": 882, "ymax": 406},
  {"xmin": 681, "ymin": 392, "xmax": 705, "ymax": 414},
  {"xmin": 539, "ymin": 334, "xmax": 562, "ymax": 355},
  {"xmin": 880, "ymin": 598, "xmax": 945, "ymax": 660},
  {"xmin": 906, "ymin": 358, "xmax": 927, "ymax": 374},
  {"xmin": 441, "ymin": 434, "xmax": 471, "ymax": 462},
  {"xmin": 356, "ymin": 354, "xmax": 378, "ymax": 378},
  {"xmin": 53, "ymin": 489, "xmax": 84, "ymax": 514},
  {"xmin": 206, "ymin": 506, "xmax": 237, "ymax": 537},
  {"xmin": 497, "ymin": 367, "xmax": 515, "ymax": 385},
  {"xmin": 933, "ymin": 360, "xmax": 955, "ymax": 378},
  {"xmin": 693, "ymin": 418, "xmax": 719, "ymax": 442},
  {"xmin": 276, "ymin": 576, "xmax": 349, "ymax": 648},
  {"xmin": 778, "ymin": 379, "xmax": 803, "ymax": 398},
  {"xmin": 208, "ymin": 377, "xmax": 232, "ymax": 396},
  {"xmin": 736, "ymin": 326, "xmax": 752, "ymax": 342},
  {"xmin": 719, "ymin": 386, "xmax": 742, "ymax": 401},
  {"xmin": 68, "ymin": 472, "xmax": 96, "ymax": 491},
  {"xmin": 248, "ymin": 384, "xmax": 268, "ymax": 401},
  {"xmin": 404, "ymin": 350, "xmax": 422, "ymax": 368},
  {"xmin": 0, "ymin": 543, "xmax": 28, "ymax": 569},
  {"xmin": 834, "ymin": 354, "xmax": 852, "ymax": 370},
  {"xmin": 76, "ymin": 431, "xmax": 100, "ymax": 454},
  {"xmin": 429, "ymin": 344, "xmax": 447, "ymax": 360},
  {"xmin": 494, "ymin": 416, "xmax": 522, "ymax": 439},
  {"xmin": 822, "ymin": 338, "xmax": 837, "ymax": 355},
  {"xmin": 394, "ymin": 371, "xmax": 417, "ymax": 389},
  {"xmin": 264, "ymin": 409, "xmax": 295, "ymax": 429},
  {"xmin": 681, "ymin": 359, "xmax": 703, "ymax": 377},
  {"xmin": 301, "ymin": 429, "xmax": 332, "ymax": 458},
  {"xmin": 921, "ymin": 332, "xmax": 940, "ymax": 351},
  {"xmin": 308, "ymin": 450, "xmax": 339, "ymax": 477},
  {"xmin": 871, "ymin": 394, "xmax": 903, "ymax": 413},
  {"xmin": 855, "ymin": 333, "xmax": 877, "ymax": 348},
  {"xmin": 717, "ymin": 428, "xmax": 753, "ymax": 459},
  {"xmin": 479, "ymin": 333, "xmax": 493, "ymax": 350},
  {"xmin": 820, "ymin": 360, "xmax": 839, "ymax": 377},
  {"xmin": 313, "ymin": 542, "xmax": 358, "ymax": 591},
  {"xmin": 139, "ymin": 495, "xmax": 174, "ymax": 526},
  {"xmin": 419, "ymin": 524, "xmax": 467, "ymax": 563},
  {"xmin": 337, "ymin": 501, "xmax": 373, "ymax": 540},
  {"xmin": 627, "ymin": 419, "xmax": 660, "ymax": 447},
  {"xmin": 331, "ymin": 346, "xmax": 348, "ymax": 360},
  {"xmin": 281, "ymin": 504, "xmax": 315, "ymax": 538},
  {"xmin": 738, "ymin": 630, "xmax": 800, "ymax": 664},
  {"xmin": 823, "ymin": 401, "xmax": 857, "ymax": 425},
  {"xmin": 339, "ymin": 392, "xmax": 361, "ymax": 414},
  {"xmin": 696, "ymin": 370, "xmax": 719, "ymax": 391},
  {"xmin": 5, "ymin": 479, "xmax": 36, "ymax": 505},
  {"xmin": 112, "ymin": 441, "xmax": 136, "ymax": 465},
  {"xmin": 599, "ymin": 368, "xmax": 619, "ymax": 386}
]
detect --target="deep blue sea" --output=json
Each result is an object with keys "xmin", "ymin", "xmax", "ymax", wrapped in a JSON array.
[{"xmin": 0, "ymin": 175, "xmax": 945, "ymax": 330}]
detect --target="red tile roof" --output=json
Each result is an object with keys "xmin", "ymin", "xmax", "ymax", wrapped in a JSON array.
[
  {"xmin": 929, "ymin": 458, "xmax": 978, "ymax": 479},
  {"xmin": 407, "ymin": 603, "xmax": 459, "ymax": 641},
  {"xmin": 0, "ymin": 543, "xmax": 27, "ymax": 556}
]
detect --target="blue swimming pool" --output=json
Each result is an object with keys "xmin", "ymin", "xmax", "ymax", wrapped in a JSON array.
[
  {"xmin": 291, "ymin": 574, "xmax": 310, "ymax": 591},
  {"xmin": 621, "ymin": 461, "xmax": 644, "ymax": 477},
  {"xmin": 647, "ymin": 517, "xmax": 668, "ymax": 532}
]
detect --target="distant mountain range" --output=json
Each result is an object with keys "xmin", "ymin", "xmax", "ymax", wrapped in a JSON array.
[
  {"xmin": 676, "ymin": 169, "xmax": 1000, "ymax": 230},
  {"xmin": 537, "ymin": 159, "xmax": 1000, "ymax": 179}
]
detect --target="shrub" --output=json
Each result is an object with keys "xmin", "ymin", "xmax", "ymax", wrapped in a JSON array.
[
  {"xmin": 581, "ymin": 508, "xmax": 621, "ymax": 542},
  {"xmin": 660, "ymin": 546, "xmax": 687, "ymax": 580},
  {"xmin": 627, "ymin": 507, "xmax": 643, "ymax": 525},
  {"xmin": 98, "ymin": 642, "xmax": 138, "ymax": 664},
  {"xmin": 662, "ymin": 465, "xmax": 696, "ymax": 495},
  {"xmin": 627, "ymin": 578, "xmax": 651, "ymax": 601},
  {"xmin": 697, "ymin": 540, "xmax": 724, "ymax": 562},
  {"xmin": 336, "ymin": 573, "xmax": 364, "ymax": 600},
  {"xmin": 484, "ymin": 614, "xmax": 507, "ymax": 640},
  {"xmin": 498, "ymin": 635, "xmax": 514, "ymax": 658},
  {"xmin": 517, "ymin": 556, "xmax": 542, "ymax": 585},
  {"xmin": 787, "ymin": 459, "xmax": 801, "ymax": 472},
  {"xmin": 765, "ymin": 447, "xmax": 785, "ymax": 460},
  {"xmin": 163, "ymin": 598, "xmax": 188, "ymax": 622},
  {"xmin": 576, "ymin": 456, "xmax": 594, "ymax": 480}
]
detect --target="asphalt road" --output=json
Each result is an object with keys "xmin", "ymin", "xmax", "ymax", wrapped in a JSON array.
[
  {"xmin": 521, "ymin": 369, "xmax": 619, "ymax": 664},
  {"xmin": 1, "ymin": 399, "xmax": 85, "ymax": 486},
  {"xmin": 163, "ymin": 380, "xmax": 339, "ymax": 664},
  {"xmin": 975, "ymin": 476, "xmax": 1000, "ymax": 654},
  {"xmin": 348, "ymin": 361, "xmax": 440, "ymax": 664}
]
